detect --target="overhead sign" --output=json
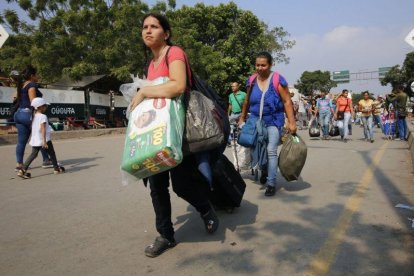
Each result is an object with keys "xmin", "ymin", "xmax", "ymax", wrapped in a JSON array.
[
  {"xmin": 0, "ymin": 24, "xmax": 10, "ymax": 48},
  {"xmin": 332, "ymin": 70, "xmax": 350, "ymax": 83},
  {"xmin": 378, "ymin": 67, "xmax": 392, "ymax": 78},
  {"xmin": 405, "ymin": 28, "xmax": 414, "ymax": 48}
]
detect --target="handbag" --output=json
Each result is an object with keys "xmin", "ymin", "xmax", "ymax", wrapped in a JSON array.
[
  {"xmin": 337, "ymin": 98, "xmax": 349, "ymax": 120},
  {"xmin": 309, "ymin": 119, "xmax": 320, "ymax": 138},
  {"xmin": 182, "ymin": 89, "xmax": 226, "ymax": 155},
  {"xmin": 329, "ymin": 124, "xmax": 340, "ymax": 137},
  {"xmin": 238, "ymin": 74, "xmax": 271, "ymax": 147}
]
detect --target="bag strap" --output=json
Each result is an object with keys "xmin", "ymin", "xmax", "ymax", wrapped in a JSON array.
[
  {"xmin": 231, "ymin": 93, "xmax": 242, "ymax": 110},
  {"xmin": 259, "ymin": 72, "xmax": 273, "ymax": 119},
  {"xmin": 248, "ymin": 72, "xmax": 280, "ymax": 94}
]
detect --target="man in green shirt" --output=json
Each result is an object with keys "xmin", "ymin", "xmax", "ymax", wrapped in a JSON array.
[{"xmin": 228, "ymin": 82, "xmax": 246, "ymax": 119}]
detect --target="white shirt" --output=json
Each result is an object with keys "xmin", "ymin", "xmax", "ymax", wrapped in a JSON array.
[{"xmin": 30, "ymin": 113, "xmax": 52, "ymax": 146}]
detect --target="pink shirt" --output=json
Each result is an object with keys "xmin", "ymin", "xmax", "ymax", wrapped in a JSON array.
[{"xmin": 147, "ymin": 46, "xmax": 191, "ymax": 87}]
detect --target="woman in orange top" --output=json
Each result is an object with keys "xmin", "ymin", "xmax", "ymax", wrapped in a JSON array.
[{"xmin": 335, "ymin": 89, "xmax": 354, "ymax": 142}]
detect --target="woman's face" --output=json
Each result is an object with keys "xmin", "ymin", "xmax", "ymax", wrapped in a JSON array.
[
  {"xmin": 363, "ymin": 93, "xmax": 369, "ymax": 99},
  {"xmin": 255, "ymin": 57, "xmax": 271, "ymax": 76},
  {"xmin": 142, "ymin": 16, "xmax": 168, "ymax": 49},
  {"xmin": 342, "ymin": 91, "xmax": 348, "ymax": 98}
]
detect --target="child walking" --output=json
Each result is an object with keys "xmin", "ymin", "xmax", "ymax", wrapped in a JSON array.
[{"xmin": 17, "ymin": 98, "xmax": 65, "ymax": 179}]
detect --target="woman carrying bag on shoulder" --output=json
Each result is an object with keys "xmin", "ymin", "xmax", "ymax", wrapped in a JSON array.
[
  {"xmin": 335, "ymin": 89, "xmax": 354, "ymax": 142},
  {"xmin": 238, "ymin": 52, "xmax": 296, "ymax": 196},
  {"xmin": 130, "ymin": 13, "xmax": 218, "ymax": 258}
]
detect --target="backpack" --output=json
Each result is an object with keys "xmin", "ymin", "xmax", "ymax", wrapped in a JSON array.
[
  {"xmin": 247, "ymin": 72, "xmax": 280, "ymax": 94},
  {"xmin": 157, "ymin": 46, "xmax": 230, "ymax": 155}
]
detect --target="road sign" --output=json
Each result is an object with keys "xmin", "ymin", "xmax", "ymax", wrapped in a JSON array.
[
  {"xmin": 332, "ymin": 70, "xmax": 350, "ymax": 83},
  {"xmin": 405, "ymin": 28, "xmax": 414, "ymax": 48},
  {"xmin": 0, "ymin": 24, "xmax": 9, "ymax": 48},
  {"xmin": 411, "ymin": 81, "xmax": 414, "ymax": 92},
  {"xmin": 378, "ymin": 67, "xmax": 392, "ymax": 78}
]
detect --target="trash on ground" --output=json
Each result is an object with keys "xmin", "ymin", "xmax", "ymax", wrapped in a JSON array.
[{"xmin": 395, "ymin": 204, "xmax": 414, "ymax": 211}]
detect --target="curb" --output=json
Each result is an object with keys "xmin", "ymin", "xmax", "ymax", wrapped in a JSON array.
[{"xmin": 0, "ymin": 128, "xmax": 126, "ymax": 146}]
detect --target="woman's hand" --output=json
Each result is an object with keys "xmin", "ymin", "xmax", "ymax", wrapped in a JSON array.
[
  {"xmin": 129, "ymin": 89, "xmax": 146, "ymax": 111},
  {"xmin": 287, "ymin": 121, "xmax": 297, "ymax": 134}
]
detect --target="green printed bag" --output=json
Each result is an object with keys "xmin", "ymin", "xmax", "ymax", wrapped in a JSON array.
[{"xmin": 121, "ymin": 82, "xmax": 185, "ymax": 179}]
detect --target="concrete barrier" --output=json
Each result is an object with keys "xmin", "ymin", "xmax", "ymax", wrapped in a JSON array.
[{"xmin": 0, "ymin": 127, "xmax": 126, "ymax": 146}]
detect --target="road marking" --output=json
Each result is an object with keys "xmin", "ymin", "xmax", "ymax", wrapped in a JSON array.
[{"xmin": 306, "ymin": 141, "xmax": 388, "ymax": 276}]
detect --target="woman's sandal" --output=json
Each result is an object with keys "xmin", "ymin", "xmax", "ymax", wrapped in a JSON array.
[{"xmin": 201, "ymin": 209, "xmax": 219, "ymax": 234}]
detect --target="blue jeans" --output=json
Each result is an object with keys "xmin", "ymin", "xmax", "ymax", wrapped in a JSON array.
[
  {"xmin": 373, "ymin": 114, "xmax": 383, "ymax": 132},
  {"xmin": 337, "ymin": 112, "xmax": 352, "ymax": 139},
  {"xmin": 14, "ymin": 108, "xmax": 49, "ymax": 164},
  {"xmin": 397, "ymin": 116, "xmax": 408, "ymax": 140},
  {"xmin": 266, "ymin": 126, "xmax": 280, "ymax": 187},
  {"xmin": 361, "ymin": 116, "xmax": 374, "ymax": 140},
  {"xmin": 319, "ymin": 112, "xmax": 331, "ymax": 136}
]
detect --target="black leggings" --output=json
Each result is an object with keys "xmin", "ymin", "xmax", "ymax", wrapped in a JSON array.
[
  {"xmin": 23, "ymin": 141, "xmax": 59, "ymax": 171},
  {"xmin": 148, "ymin": 155, "xmax": 210, "ymax": 241}
]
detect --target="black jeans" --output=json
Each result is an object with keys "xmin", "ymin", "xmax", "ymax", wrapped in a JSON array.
[
  {"xmin": 23, "ymin": 141, "xmax": 59, "ymax": 171},
  {"xmin": 148, "ymin": 155, "xmax": 211, "ymax": 241}
]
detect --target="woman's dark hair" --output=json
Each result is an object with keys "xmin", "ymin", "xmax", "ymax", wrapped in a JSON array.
[
  {"xmin": 22, "ymin": 65, "xmax": 37, "ymax": 81},
  {"xmin": 142, "ymin": 13, "xmax": 172, "ymax": 46},
  {"xmin": 362, "ymin": 91, "xmax": 370, "ymax": 96},
  {"xmin": 11, "ymin": 65, "xmax": 37, "ymax": 103},
  {"xmin": 256, "ymin": 51, "xmax": 273, "ymax": 65},
  {"xmin": 141, "ymin": 13, "xmax": 173, "ymax": 74}
]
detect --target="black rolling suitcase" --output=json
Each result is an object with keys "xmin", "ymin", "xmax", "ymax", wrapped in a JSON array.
[{"xmin": 209, "ymin": 155, "xmax": 246, "ymax": 210}]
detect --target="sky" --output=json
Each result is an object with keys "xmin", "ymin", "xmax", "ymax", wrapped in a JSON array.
[{"xmin": 2, "ymin": 0, "xmax": 414, "ymax": 95}]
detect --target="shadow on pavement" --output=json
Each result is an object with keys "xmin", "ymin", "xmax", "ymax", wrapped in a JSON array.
[
  {"xmin": 59, "ymin": 157, "xmax": 103, "ymax": 172},
  {"xmin": 174, "ymin": 199, "xmax": 258, "ymax": 244}
]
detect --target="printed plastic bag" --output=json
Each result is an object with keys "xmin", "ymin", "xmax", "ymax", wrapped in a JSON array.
[
  {"xmin": 278, "ymin": 134, "xmax": 307, "ymax": 181},
  {"xmin": 120, "ymin": 77, "xmax": 185, "ymax": 180}
]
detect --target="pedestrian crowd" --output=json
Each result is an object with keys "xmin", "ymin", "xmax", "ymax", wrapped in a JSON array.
[{"xmin": 6, "ymin": 12, "xmax": 411, "ymax": 262}]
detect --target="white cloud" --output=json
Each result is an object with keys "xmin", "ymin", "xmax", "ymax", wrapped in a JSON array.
[{"xmin": 277, "ymin": 25, "xmax": 413, "ymax": 94}]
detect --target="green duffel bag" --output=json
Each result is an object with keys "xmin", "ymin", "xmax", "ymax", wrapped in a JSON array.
[{"xmin": 278, "ymin": 134, "xmax": 307, "ymax": 181}]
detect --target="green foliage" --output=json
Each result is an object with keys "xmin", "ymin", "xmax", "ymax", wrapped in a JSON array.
[
  {"xmin": 0, "ymin": 0, "xmax": 294, "ymax": 94},
  {"xmin": 381, "ymin": 51, "xmax": 414, "ymax": 96},
  {"xmin": 294, "ymin": 70, "xmax": 337, "ymax": 96}
]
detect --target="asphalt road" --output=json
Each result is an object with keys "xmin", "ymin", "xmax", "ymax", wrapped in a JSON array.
[{"xmin": 0, "ymin": 126, "xmax": 413, "ymax": 275}]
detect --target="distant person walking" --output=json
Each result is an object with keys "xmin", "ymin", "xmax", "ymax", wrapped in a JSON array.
[
  {"xmin": 335, "ymin": 89, "xmax": 354, "ymax": 142},
  {"xmin": 12, "ymin": 65, "xmax": 53, "ymax": 172},
  {"xmin": 17, "ymin": 98, "xmax": 65, "ymax": 179},
  {"xmin": 316, "ymin": 91, "xmax": 334, "ymax": 139},
  {"xmin": 228, "ymin": 82, "xmax": 246, "ymax": 119},
  {"xmin": 372, "ymin": 95, "xmax": 385, "ymax": 132},
  {"xmin": 358, "ymin": 91, "xmax": 375, "ymax": 142},
  {"xmin": 388, "ymin": 86, "xmax": 408, "ymax": 140},
  {"xmin": 228, "ymin": 82, "xmax": 247, "ymax": 144}
]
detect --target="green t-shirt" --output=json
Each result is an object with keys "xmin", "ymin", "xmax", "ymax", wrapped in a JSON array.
[{"xmin": 228, "ymin": 91, "xmax": 246, "ymax": 113}]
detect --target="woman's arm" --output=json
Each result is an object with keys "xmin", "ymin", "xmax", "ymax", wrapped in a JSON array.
[
  {"xmin": 278, "ymin": 85, "xmax": 297, "ymax": 134},
  {"xmin": 130, "ymin": 59, "xmax": 187, "ymax": 110},
  {"xmin": 28, "ymin": 87, "xmax": 37, "ymax": 103}
]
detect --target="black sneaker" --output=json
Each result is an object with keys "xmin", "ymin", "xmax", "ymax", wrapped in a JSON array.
[
  {"xmin": 144, "ymin": 236, "xmax": 176, "ymax": 258},
  {"xmin": 265, "ymin": 185, "xmax": 276, "ymax": 196},
  {"xmin": 260, "ymin": 170, "xmax": 268, "ymax": 184},
  {"xmin": 42, "ymin": 161, "xmax": 53, "ymax": 168},
  {"xmin": 201, "ymin": 209, "xmax": 219, "ymax": 234}
]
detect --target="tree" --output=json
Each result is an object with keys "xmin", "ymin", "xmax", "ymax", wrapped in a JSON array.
[
  {"xmin": 167, "ymin": 2, "xmax": 294, "ymax": 95},
  {"xmin": 294, "ymin": 70, "xmax": 337, "ymax": 96},
  {"xmin": 0, "ymin": 1, "xmax": 294, "ymax": 95},
  {"xmin": 381, "ymin": 51, "xmax": 414, "ymax": 96}
]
